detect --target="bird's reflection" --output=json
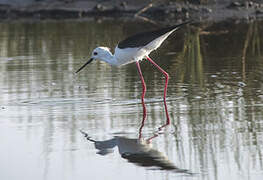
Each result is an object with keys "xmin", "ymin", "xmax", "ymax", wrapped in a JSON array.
[
  {"xmin": 81, "ymin": 107, "xmax": 190, "ymax": 174},
  {"xmin": 81, "ymin": 130, "xmax": 190, "ymax": 173}
]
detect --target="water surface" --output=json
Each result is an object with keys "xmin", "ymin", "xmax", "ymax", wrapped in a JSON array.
[{"xmin": 0, "ymin": 20, "xmax": 263, "ymax": 180}]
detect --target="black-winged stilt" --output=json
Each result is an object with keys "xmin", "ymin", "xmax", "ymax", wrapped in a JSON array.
[{"xmin": 76, "ymin": 21, "xmax": 191, "ymax": 121}]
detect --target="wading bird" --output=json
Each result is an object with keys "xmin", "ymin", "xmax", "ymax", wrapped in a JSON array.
[{"xmin": 76, "ymin": 21, "xmax": 190, "ymax": 121}]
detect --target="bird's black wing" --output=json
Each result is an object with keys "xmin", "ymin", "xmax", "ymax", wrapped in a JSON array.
[{"xmin": 117, "ymin": 21, "xmax": 191, "ymax": 49}]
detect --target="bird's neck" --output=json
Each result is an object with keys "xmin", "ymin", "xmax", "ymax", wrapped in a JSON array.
[{"xmin": 100, "ymin": 52, "xmax": 118, "ymax": 66}]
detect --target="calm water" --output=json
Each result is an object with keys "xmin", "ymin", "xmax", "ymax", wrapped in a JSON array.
[{"xmin": 0, "ymin": 20, "xmax": 263, "ymax": 180}]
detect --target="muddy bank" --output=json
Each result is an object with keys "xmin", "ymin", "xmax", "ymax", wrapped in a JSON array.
[{"xmin": 0, "ymin": 0, "xmax": 263, "ymax": 23}]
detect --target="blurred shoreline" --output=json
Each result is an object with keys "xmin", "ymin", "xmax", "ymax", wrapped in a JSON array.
[{"xmin": 0, "ymin": 0, "xmax": 263, "ymax": 23}]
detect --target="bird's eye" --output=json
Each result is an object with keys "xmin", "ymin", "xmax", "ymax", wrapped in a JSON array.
[{"xmin": 93, "ymin": 52, "xmax": 98, "ymax": 56}]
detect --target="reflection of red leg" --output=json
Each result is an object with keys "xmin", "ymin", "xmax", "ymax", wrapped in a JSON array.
[
  {"xmin": 146, "ymin": 56, "xmax": 170, "ymax": 124},
  {"xmin": 158, "ymin": 100, "xmax": 170, "ymax": 129},
  {"xmin": 146, "ymin": 107, "xmax": 170, "ymax": 143},
  {"xmin": 136, "ymin": 61, "xmax": 147, "ymax": 139},
  {"xmin": 138, "ymin": 99, "xmax": 147, "ymax": 139}
]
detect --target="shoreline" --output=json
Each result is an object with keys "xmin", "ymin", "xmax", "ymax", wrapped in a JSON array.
[{"xmin": 0, "ymin": 0, "xmax": 263, "ymax": 23}]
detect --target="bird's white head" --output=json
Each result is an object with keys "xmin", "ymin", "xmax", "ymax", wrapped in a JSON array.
[
  {"xmin": 75, "ymin": 46, "xmax": 114, "ymax": 73},
  {"xmin": 91, "ymin": 47, "xmax": 112, "ymax": 60}
]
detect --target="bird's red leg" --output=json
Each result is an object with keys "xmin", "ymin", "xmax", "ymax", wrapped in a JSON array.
[
  {"xmin": 146, "ymin": 56, "xmax": 170, "ymax": 125},
  {"xmin": 136, "ymin": 61, "xmax": 147, "ymax": 138}
]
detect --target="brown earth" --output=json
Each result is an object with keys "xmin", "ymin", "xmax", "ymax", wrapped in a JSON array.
[{"xmin": 0, "ymin": 0, "xmax": 263, "ymax": 23}]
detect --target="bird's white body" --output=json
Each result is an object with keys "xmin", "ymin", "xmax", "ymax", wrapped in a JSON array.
[
  {"xmin": 94, "ymin": 29, "xmax": 176, "ymax": 66},
  {"xmin": 113, "ymin": 47, "xmax": 142, "ymax": 66}
]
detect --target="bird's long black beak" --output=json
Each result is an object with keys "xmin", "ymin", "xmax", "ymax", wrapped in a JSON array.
[{"xmin": 75, "ymin": 58, "xmax": 94, "ymax": 73}]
